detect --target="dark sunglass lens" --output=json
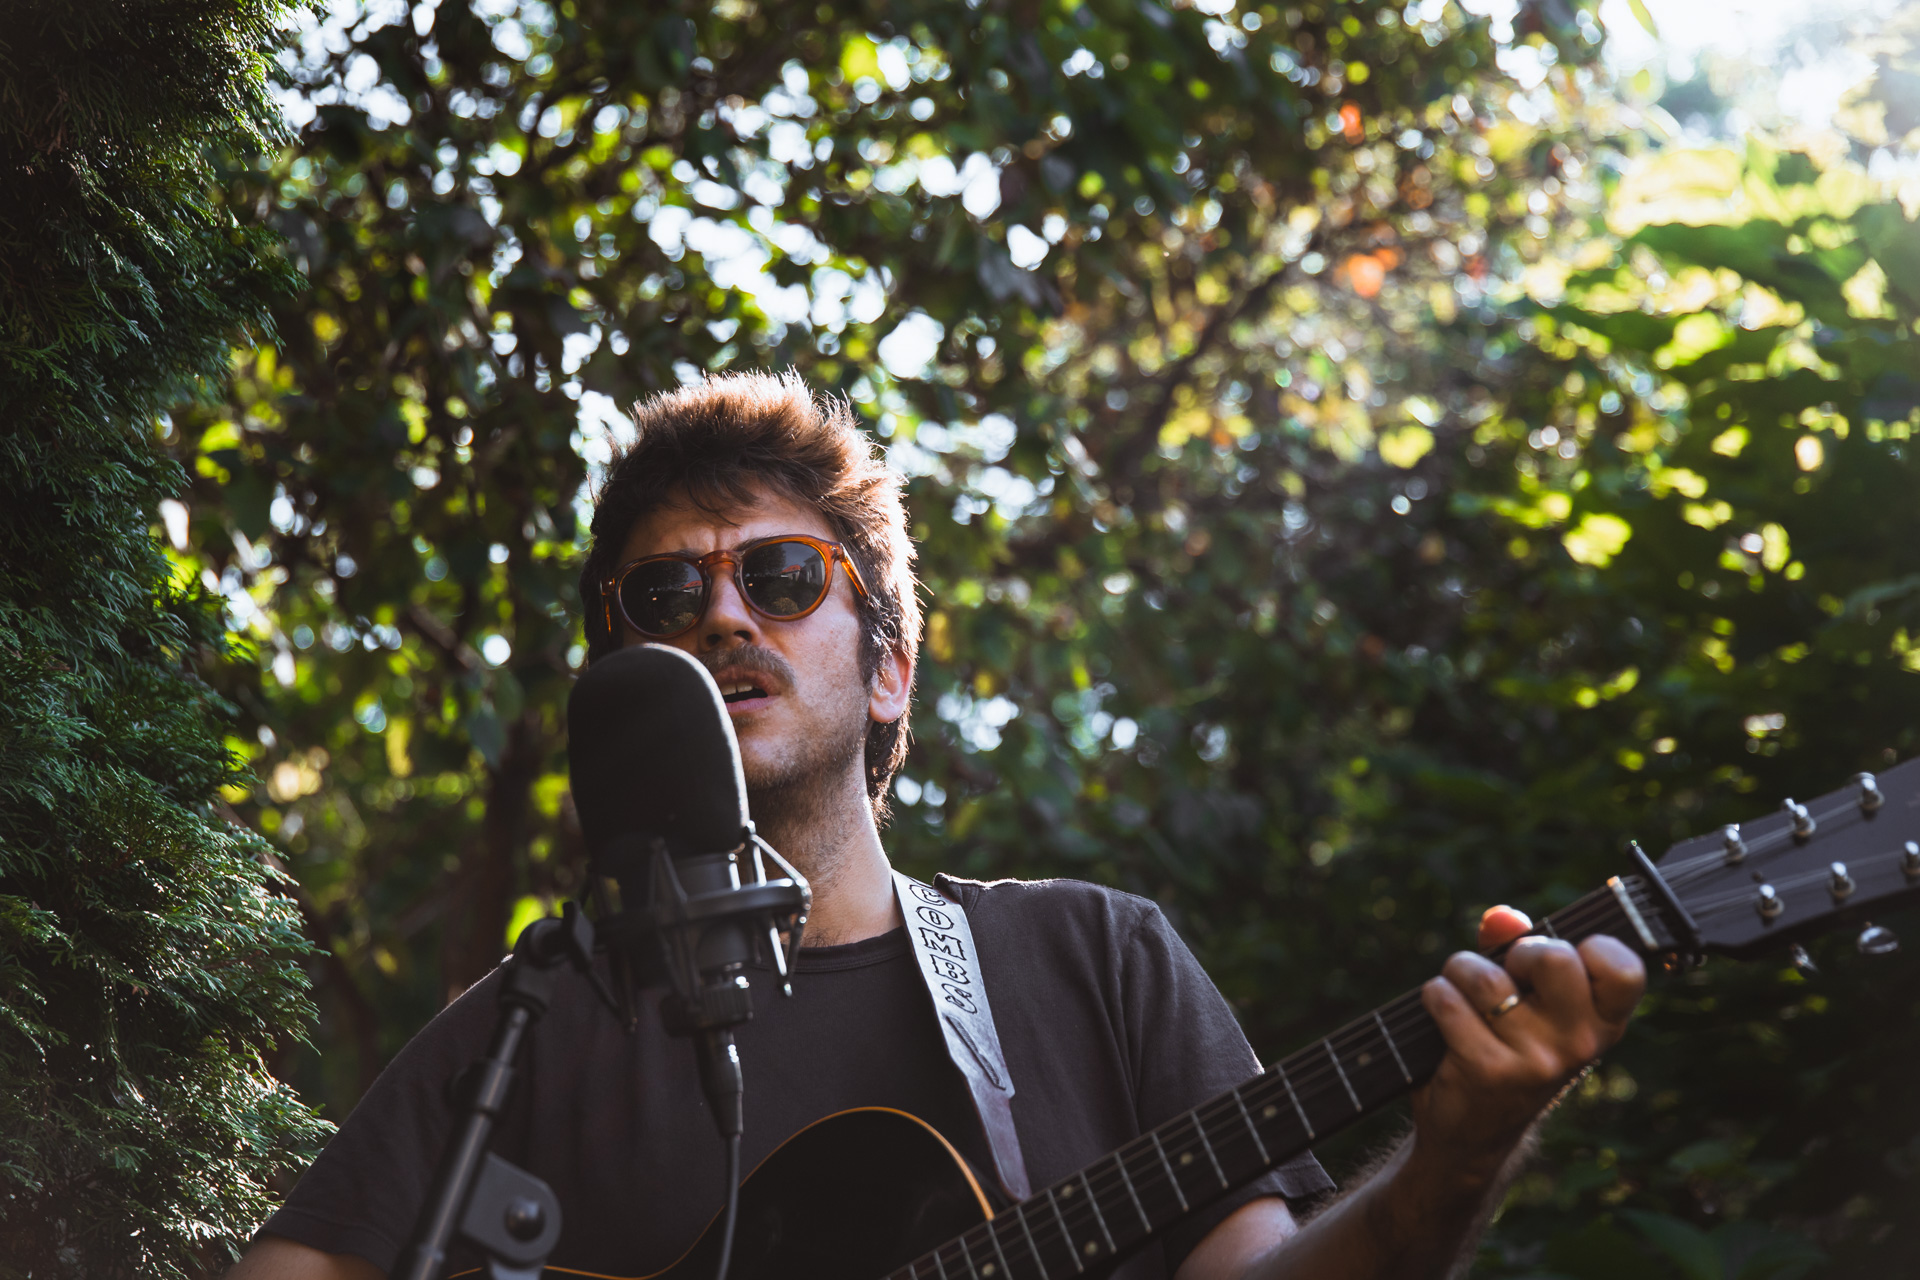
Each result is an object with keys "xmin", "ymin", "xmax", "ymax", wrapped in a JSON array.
[
  {"xmin": 620, "ymin": 559, "xmax": 706, "ymax": 635},
  {"xmin": 741, "ymin": 541, "xmax": 829, "ymax": 618}
]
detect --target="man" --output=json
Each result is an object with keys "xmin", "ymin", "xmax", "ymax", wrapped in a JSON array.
[{"xmin": 233, "ymin": 371, "xmax": 1644, "ymax": 1280}]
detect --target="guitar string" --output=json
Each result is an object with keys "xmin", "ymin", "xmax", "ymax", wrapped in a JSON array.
[
  {"xmin": 1657, "ymin": 805, "xmax": 1830, "ymax": 881},
  {"xmin": 1653, "ymin": 793, "xmax": 1889, "ymax": 890},
  {"xmin": 913, "ymin": 892, "xmax": 1642, "ymax": 1278},
  {"xmin": 1680, "ymin": 843, "xmax": 1917, "ymax": 922},
  {"xmin": 1629, "ymin": 764, "xmax": 1916, "ymax": 900}
]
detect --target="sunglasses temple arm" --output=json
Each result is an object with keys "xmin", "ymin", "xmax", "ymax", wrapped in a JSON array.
[{"xmin": 838, "ymin": 550, "xmax": 870, "ymax": 598}]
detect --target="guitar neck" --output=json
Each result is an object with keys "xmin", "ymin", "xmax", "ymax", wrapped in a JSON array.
[{"xmin": 886, "ymin": 875, "xmax": 1673, "ymax": 1280}]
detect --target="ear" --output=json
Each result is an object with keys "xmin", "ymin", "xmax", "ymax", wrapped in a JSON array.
[{"xmin": 867, "ymin": 644, "xmax": 913, "ymax": 724}]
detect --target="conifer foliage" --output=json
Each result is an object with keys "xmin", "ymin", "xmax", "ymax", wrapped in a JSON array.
[{"xmin": 0, "ymin": 1, "xmax": 328, "ymax": 1274}]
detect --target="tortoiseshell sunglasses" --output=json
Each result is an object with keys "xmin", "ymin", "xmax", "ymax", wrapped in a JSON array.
[{"xmin": 600, "ymin": 534, "xmax": 870, "ymax": 640}]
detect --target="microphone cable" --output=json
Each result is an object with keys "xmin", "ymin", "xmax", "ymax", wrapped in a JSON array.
[{"xmin": 713, "ymin": 1132, "xmax": 742, "ymax": 1280}]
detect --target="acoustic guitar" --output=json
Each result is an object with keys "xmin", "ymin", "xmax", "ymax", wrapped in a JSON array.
[{"xmin": 575, "ymin": 760, "xmax": 1920, "ymax": 1280}]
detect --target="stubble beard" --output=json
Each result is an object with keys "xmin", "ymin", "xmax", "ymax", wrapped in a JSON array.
[
  {"xmin": 731, "ymin": 670, "xmax": 872, "ymax": 889},
  {"xmin": 690, "ymin": 643, "xmax": 874, "ymax": 892}
]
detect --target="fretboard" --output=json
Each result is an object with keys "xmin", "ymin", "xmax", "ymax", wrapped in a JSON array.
[{"xmin": 884, "ymin": 875, "xmax": 1672, "ymax": 1280}]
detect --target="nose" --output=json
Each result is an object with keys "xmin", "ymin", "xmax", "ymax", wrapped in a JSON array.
[{"xmin": 695, "ymin": 564, "xmax": 759, "ymax": 652}]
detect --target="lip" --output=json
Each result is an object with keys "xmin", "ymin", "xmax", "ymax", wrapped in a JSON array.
[{"xmin": 710, "ymin": 666, "xmax": 781, "ymax": 714}]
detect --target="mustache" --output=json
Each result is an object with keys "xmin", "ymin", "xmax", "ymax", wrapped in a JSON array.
[{"xmin": 695, "ymin": 644, "xmax": 796, "ymax": 689}]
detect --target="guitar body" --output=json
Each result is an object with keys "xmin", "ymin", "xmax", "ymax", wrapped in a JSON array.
[{"xmin": 637, "ymin": 1108, "xmax": 993, "ymax": 1280}]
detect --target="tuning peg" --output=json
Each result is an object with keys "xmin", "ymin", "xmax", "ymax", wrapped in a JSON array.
[
  {"xmin": 1829, "ymin": 862, "xmax": 1855, "ymax": 901},
  {"xmin": 1783, "ymin": 798, "xmax": 1816, "ymax": 842},
  {"xmin": 1858, "ymin": 923, "xmax": 1900, "ymax": 956},
  {"xmin": 1789, "ymin": 944, "xmax": 1818, "ymax": 975},
  {"xmin": 1721, "ymin": 823, "xmax": 1746, "ymax": 864},
  {"xmin": 1904, "ymin": 841, "xmax": 1920, "ymax": 880},
  {"xmin": 1756, "ymin": 883, "xmax": 1783, "ymax": 920},
  {"xmin": 1856, "ymin": 771, "xmax": 1884, "ymax": 815}
]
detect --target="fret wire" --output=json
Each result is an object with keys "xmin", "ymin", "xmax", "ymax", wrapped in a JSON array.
[
  {"xmin": 1113, "ymin": 1150, "xmax": 1152, "ymax": 1232},
  {"xmin": 1079, "ymin": 1170, "xmax": 1117, "ymax": 1253},
  {"xmin": 1010, "ymin": 1198, "xmax": 1046, "ymax": 1280},
  {"xmin": 1273, "ymin": 1060, "xmax": 1315, "ymax": 1139},
  {"xmin": 1372, "ymin": 1010, "xmax": 1412, "ymax": 1084},
  {"xmin": 933, "ymin": 1242, "xmax": 949, "ymax": 1280},
  {"xmin": 1323, "ymin": 1038, "xmax": 1362, "ymax": 1113},
  {"xmin": 986, "ymin": 1213, "xmax": 1014, "ymax": 1280},
  {"xmin": 1191, "ymin": 1109, "xmax": 1228, "ymax": 1189},
  {"xmin": 1044, "ymin": 1188, "xmax": 1085, "ymax": 1275},
  {"xmin": 1232, "ymin": 1087, "xmax": 1270, "ymax": 1164},
  {"xmin": 958, "ymin": 1231, "xmax": 979, "ymax": 1280},
  {"xmin": 1149, "ymin": 1129, "xmax": 1189, "ymax": 1213}
]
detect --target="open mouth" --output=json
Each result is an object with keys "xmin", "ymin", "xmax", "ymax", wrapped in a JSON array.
[{"xmin": 719, "ymin": 681, "xmax": 770, "ymax": 706}]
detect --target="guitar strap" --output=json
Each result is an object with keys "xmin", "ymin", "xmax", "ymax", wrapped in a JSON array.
[{"xmin": 891, "ymin": 870, "xmax": 1032, "ymax": 1202}]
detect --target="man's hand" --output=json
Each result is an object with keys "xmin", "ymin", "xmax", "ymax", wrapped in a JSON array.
[{"xmin": 1411, "ymin": 906, "xmax": 1646, "ymax": 1183}]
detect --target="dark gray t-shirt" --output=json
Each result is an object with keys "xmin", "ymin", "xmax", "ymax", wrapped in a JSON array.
[{"xmin": 263, "ymin": 876, "xmax": 1333, "ymax": 1277}]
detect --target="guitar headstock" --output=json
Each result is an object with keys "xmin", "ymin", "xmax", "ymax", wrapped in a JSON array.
[{"xmin": 1648, "ymin": 756, "xmax": 1920, "ymax": 960}]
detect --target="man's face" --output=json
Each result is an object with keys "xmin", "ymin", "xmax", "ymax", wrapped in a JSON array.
[{"xmin": 615, "ymin": 484, "xmax": 905, "ymax": 799}]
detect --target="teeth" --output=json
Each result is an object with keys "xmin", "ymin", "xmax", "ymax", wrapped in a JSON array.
[{"xmin": 720, "ymin": 681, "xmax": 763, "ymax": 696}]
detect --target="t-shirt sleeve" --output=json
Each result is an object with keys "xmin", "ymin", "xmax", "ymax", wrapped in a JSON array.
[
  {"xmin": 258, "ymin": 969, "xmax": 505, "ymax": 1272},
  {"xmin": 1116, "ymin": 900, "xmax": 1336, "ymax": 1272}
]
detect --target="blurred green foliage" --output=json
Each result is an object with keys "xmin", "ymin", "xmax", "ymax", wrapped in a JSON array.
[
  {"xmin": 0, "ymin": 0, "xmax": 330, "ymax": 1273},
  {"xmin": 166, "ymin": 0, "xmax": 1920, "ymax": 1274}
]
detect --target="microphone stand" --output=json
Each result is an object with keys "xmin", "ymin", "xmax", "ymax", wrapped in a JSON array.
[
  {"xmin": 392, "ymin": 828, "xmax": 809, "ymax": 1280},
  {"xmin": 391, "ymin": 905, "xmax": 602, "ymax": 1280}
]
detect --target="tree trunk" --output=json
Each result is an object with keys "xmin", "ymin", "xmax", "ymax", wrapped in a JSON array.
[{"xmin": 440, "ymin": 713, "xmax": 542, "ymax": 1001}]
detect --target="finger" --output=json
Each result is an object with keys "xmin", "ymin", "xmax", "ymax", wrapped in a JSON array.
[
  {"xmin": 1579, "ymin": 934, "xmax": 1647, "ymax": 1024},
  {"xmin": 1441, "ymin": 949, "xmax": 1520, "ymax": 1018},
  {"xmin": 1478, "ymin": 905, "xmax": 1533, "ymax": 951},
  {"xmin": 1502, "ymin": 937, "xmax": 1594, "ymax": 1029},
  {"xmin": 1421, "ymin": 972, "xmax": 1510, "ymax": 1061}
]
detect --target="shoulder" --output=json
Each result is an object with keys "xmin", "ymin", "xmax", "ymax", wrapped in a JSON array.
[{"xmin": 937, "ymin": 874, "xmax": 1173, "ymax": 945}]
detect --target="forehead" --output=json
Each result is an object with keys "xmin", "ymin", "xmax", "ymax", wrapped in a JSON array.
[{"xmin": 617, "ymin": 481, "xmax": 836, "ymax": 561}]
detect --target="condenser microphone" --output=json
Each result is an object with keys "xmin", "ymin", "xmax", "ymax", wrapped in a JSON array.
[
  {"xmin": 566, "ymin": 644, "xmax": 810, "ymax": 1140},
  {"xmin": 569, "ymin": 642, "xmax": 751, "ymax": 876}
]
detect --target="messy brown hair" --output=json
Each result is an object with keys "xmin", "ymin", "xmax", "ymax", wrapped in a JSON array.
[{"xmin": 578, "ymin": 371, "xmax": 920, "ymax": 821}]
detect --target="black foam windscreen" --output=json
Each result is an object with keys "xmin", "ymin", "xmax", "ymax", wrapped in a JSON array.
[{"xmin": 567, "ymin": 644, "xmax": 750, "ymax": 880}]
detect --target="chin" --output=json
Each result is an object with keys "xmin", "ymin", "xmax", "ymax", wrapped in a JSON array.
[{"xmin": 737, "ymin": 748, "xmax": 801, "ymax": 794}]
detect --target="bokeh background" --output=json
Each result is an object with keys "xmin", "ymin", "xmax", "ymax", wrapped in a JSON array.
[{"xmin": 7, "ymin": 0, "xmax": 1920, "ymax": 1274}]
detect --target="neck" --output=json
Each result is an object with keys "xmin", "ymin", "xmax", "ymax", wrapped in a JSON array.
[{"xmin": 749, "ymin": 766, "xmax": 901, "ymax": 947}]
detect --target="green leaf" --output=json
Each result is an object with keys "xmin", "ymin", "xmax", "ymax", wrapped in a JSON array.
[{"xmin": 1623, "ymin": 1210, "xmax": 1720, "ymax": 1280}]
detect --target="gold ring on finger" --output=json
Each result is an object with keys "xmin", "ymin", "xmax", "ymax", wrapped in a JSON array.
[{"xmin": 1487, "ymin": 991, "xmax": 1522, "ymax": 1019}]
